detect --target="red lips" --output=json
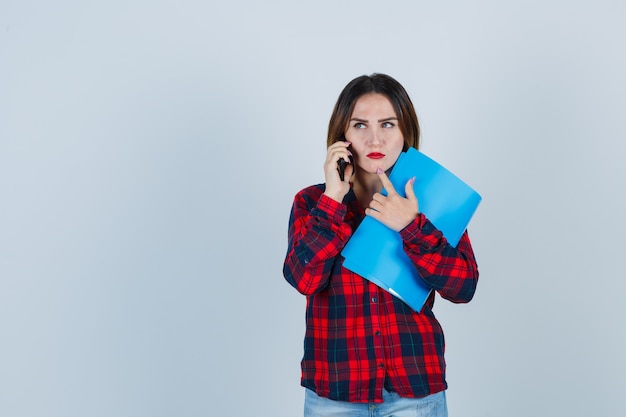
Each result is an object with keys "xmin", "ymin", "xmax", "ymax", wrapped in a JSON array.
[{"xmin": 367, "ymin": 152, "xmax": 385, "ymax": 159}]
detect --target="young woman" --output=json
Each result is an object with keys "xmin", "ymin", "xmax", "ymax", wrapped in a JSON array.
[{"xmin": 283, "ymin": 73, "xmax": 479, "ymax": 417}]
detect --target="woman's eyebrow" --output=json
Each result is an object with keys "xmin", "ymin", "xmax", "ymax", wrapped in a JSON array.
[{"xmin": 349, "ymin": 116, "xmax": 398, "ymax": 123}]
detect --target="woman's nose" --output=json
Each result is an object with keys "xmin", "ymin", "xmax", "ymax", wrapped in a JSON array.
[{"xmin": 367, "ymin": 130, "xmax": 382, "ymax": 145}]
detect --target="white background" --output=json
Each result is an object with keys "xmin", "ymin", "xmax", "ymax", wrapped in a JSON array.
[{"xmin": 1, "ymin": 1, "xmax": 625, "ymax": 416}]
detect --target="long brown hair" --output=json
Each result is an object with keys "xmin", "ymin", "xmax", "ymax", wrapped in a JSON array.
[{"xmin": 326, "ymin": 73, "xmax": 420, "ymax": 151}]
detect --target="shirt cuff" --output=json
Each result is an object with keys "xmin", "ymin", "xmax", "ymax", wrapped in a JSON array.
[
  {"xmin": 399, "ymin": 213, "xmax": 443, "ymax": 252},
  {"xmin": 316, "ymin": 193, "xmax": 347, "ymax": 222}
]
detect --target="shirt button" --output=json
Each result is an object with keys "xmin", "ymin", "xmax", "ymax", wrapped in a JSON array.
[
  {"xmin": 372, "ymin": 297, "xmax": 378, "ymax": 303},
  {"xmin": 379, "ymin": 363, "xmax": 385, "ymax": 369},
  {"xmin": 375, "ymin": 330, "xmax": 381, "ymax": 336}
]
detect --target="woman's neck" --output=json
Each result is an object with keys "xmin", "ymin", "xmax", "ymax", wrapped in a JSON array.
[{"xmin": 352, "ymin": 170, "xmax": 382, "ymax": 208}]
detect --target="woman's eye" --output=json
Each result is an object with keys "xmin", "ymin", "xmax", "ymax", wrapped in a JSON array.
[
  {"xmin": 382, "ymin": 122, "xmax": 395, "ymax": 128},
  {"xmin": 353, "ymin": 122, "xmax": 366, "ymax": 129}
]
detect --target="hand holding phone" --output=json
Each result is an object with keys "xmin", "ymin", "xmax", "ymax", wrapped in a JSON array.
[
  {"xmin": 324, "ymin": 139, "xmax": 353, "ymax": 203},
  {"xmin": 337, "ymin": 138, "xmax": 353, "ymax": 181},
  {"xmin": 338, "ymin": 158, "xmax": 349, "ymax": 181}
]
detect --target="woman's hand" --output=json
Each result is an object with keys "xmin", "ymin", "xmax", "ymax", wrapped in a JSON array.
[
  {"xmin": 365, "ymin": 168, "xmax": 419, "ymax": 232},
  {"xmin": 323, "ymin": 141, "xmax": 353, "ymax": 203}
]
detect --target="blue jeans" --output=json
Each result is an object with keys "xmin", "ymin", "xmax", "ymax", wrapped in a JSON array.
[{"xmin": 304, "ymin": 388, "xmax": 448, "ymax": 417}]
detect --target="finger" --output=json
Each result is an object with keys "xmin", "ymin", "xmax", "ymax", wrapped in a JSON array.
[
  {"xmin": 369, "ymin": 198, "xmax": 382, "ymax": 211},
  {"xmin": 327, "ymin": 148, "xmax": 351, "ymax": 166},
  {"xmin": 405, "ymin": 177, "xmax": 417, "ymax": 201},
  {"xmin": 342, "ymin": 162, "xmax": 354, "ymax": 182},
  {"xmin": 330, "ymin": 143, "xmax": 352, "ymax": 162},
  {"xmin": 376, "ymin": 168, "xmax": 396, "ymax": 195},
  {"xmin": 342, "ymin": 148, "xmax": 353, "ymax": 163},
  {"xmin": 365, "ymin": 207, "xmax": 381, "ymax": 219},
  {"xmin": 330, "ymin": 140, "xmax": 351, "ymax": 151},
  {"xmin": 368, "ymin": 195, "xmax": 391, "ymax": 213}
]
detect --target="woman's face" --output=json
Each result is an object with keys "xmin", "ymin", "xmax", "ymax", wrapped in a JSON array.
[{"xmin": 344, "ymin": 93, "xmax": 405, "ymax": 174}]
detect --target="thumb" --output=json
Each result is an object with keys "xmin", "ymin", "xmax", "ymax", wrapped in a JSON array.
[
  {"xmin": 405, "ymin": 177, "xmax": 418, "ymax": 206},
  {"xmin": 343, "ymin": 163, "xmax": 354, "ymax": 182}
]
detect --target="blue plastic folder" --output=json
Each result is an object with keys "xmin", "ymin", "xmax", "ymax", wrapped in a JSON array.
[{"xmin": 341, "ymin": 148, "xmax": 481, "ymax": 312}]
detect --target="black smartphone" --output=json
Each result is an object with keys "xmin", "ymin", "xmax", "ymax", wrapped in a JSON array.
[{"xmin": 337, "ymin": 137, "xmax": 353, "ymax": 181}]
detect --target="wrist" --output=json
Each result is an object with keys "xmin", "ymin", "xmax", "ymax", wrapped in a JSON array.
[{"xmin": 323, "ymin": 190, "xmax": 344, "ymax": 203}]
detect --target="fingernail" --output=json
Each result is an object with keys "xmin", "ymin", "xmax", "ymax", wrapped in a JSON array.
[
  {"xmin": 410, "ymin": 176, "xmax": 416, "ymax": 185},
  {"xmin": 377, "ymin": 168, "xmax": 383, "ymax": 174}
]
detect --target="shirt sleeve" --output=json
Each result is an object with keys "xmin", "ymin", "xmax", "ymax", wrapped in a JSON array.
[
  {"xmin": 400, "ymin": 213, "xmax": 479, "ymax": 303},
  {"xmin": 283, "ymin": 188, "xmax": 353, "ymax": 295}
]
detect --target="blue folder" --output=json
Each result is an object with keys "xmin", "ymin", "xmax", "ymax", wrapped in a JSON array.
[{"xmin": 341, "ymin": 148, "xmax": 481, "ymax": 312}]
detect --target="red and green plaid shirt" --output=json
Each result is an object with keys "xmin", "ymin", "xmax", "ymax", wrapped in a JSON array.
[{"xmin": 283, "ymin": 184, "xmax": 479, "ymax": 403}]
